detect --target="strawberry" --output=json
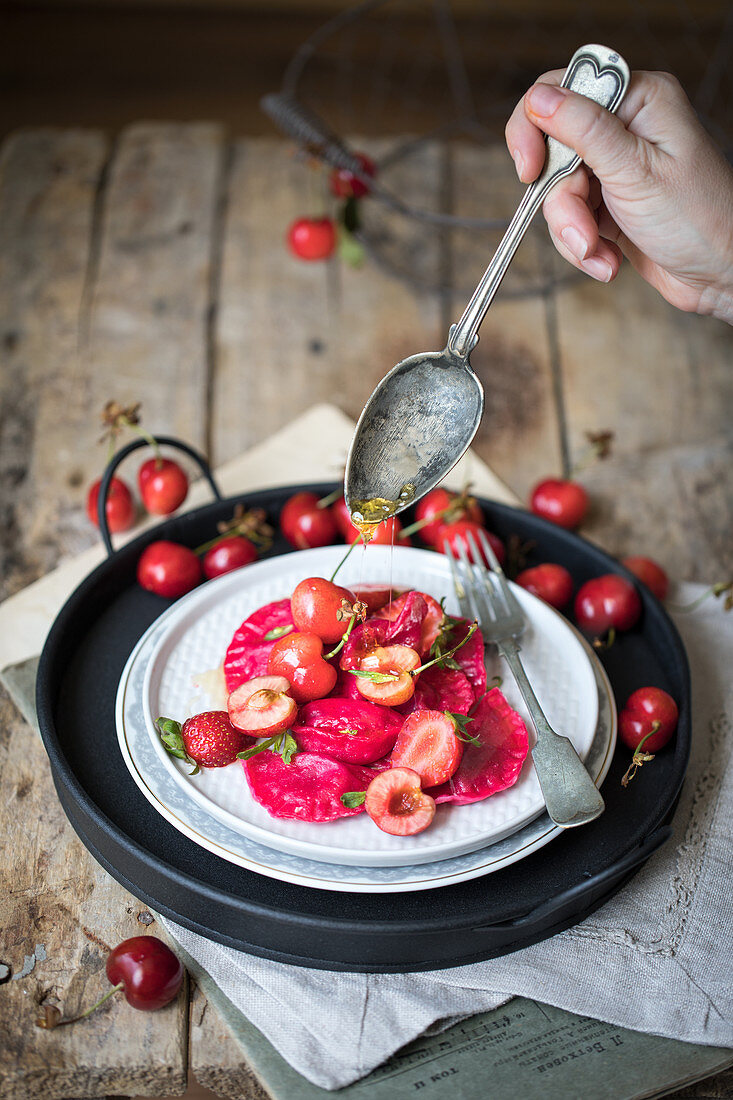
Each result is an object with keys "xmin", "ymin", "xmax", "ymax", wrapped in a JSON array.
[
  {"xmin": 155, "ymin": 712, "xmax": 252, "ymax": 770},
  {"xmin": 390, "ymin": 710, "xmax": 464, "ymax": 786}
]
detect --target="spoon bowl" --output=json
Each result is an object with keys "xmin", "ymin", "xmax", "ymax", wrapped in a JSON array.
[{"xmin": 346, "ymin": 346, "xmax": 484, "ymax": 510}]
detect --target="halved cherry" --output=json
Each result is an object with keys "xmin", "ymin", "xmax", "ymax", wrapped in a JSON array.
[
  {"xmin": 365, "ymin": 767, "xmax": 436, "ymax": 836},
  {"xmin": 228, "ymin": 675, "xmax": 297, "ymax": 735},
  {"xmin": 291, "ymin": 577, "xmax": 356, "ymax": 644},
  {"xmin": 390, "ymin": 710, "xmax": 463, "ymax": 787},
  {"xmin": 353, "ymin": 644, "xmax": 420, "ymax": 707},
  {"xmin": 267, "ymin": 632, "xmax": 337, "ymax": 703},
  {"xmin": 381, "ymin": 591, "xmax": 444, "ymax": 655}
]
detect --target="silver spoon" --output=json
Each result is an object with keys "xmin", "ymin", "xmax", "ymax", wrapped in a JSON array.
[{"xmin": 345, "ymin": 44, "xmax": 630, "ymax": 521}]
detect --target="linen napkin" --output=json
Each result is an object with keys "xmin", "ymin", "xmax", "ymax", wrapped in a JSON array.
[{"xmin": 159, "ymin": 582, "xmax": 733, "ymax": 1088}]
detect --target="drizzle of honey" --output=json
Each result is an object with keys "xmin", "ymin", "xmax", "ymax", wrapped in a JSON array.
[{"xmin": 349, "ymin": 483, "xmax": 416, "ymax": 543}]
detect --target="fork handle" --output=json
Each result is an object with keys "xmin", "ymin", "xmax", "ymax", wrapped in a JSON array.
[{"xmin": 498, "ymin": 640, "xmax": 605, "ymax": 828}]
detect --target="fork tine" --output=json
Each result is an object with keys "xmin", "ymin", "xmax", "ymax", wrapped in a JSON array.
[
  {"xmin": 476, "ymin": 528, "xmax": 504, "ymax": 574},
  {"xmin": 475, "ymin": 529, "xmax": 524, "ymax": 617},
  {"xmin": 452, "ymin": 537, "xmax": 485, "ymax": 623},
  {"xmin": 443, "ymin": 538, "xmax": 471, "ymax": 619}
]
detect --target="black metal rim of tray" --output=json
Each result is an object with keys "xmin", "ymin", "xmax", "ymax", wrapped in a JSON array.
[{"xmin": 36, "ymin": 440, "xmax": 691, "ymax": 972}]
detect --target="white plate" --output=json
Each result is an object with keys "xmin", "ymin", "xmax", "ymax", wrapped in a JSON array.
[
  {"xmin": 116, "ymin": 612, "xmax": 615, "ymax": 892},
  {"xmin": 130, "ymin": 546, "xmax": 598, "ymax": 867}
]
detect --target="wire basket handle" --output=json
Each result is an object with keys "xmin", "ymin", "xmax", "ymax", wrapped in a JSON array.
[{"xmin": 96, "ymin": 436, "xmax": 222, "ymax": 557}]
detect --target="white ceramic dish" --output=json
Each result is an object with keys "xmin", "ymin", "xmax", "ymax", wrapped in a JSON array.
[
  {"xmin": 132, "ymin": 546, "xmax": 598, "ymax": 867},
  {"xmin": 116, "ymin": 610, "xmax": 615, "ymax": 892}
]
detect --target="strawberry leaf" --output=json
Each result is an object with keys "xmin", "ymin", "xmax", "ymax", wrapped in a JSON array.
[
  {"xmin": 278, "ymin": 731, "xmax": 298, "ymax": 766},
  {"xmin": 155, "ymin": 717, "xmax": 199, "ymax": 775},
  {"xmin": 445, "ymin": 711, "xmax": 481, "ymax": 746}
]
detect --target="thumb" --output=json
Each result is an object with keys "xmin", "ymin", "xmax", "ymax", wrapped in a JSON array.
[{"xmin": 525, "ymin": 82, "xmax": 641, "ymax": 181}]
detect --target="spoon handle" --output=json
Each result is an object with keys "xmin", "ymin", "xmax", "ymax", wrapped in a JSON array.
[{"xmin": 448, "ymin": 44, "xmax": 630, "ymax": 359}]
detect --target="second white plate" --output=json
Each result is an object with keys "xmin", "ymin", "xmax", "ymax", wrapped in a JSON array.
[{"xmin": 132, "ymin": 546, "xmax": 599, "ymax": 867}]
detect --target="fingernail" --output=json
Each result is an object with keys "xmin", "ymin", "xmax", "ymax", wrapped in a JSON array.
[
  {"xmin": 512, "ymin": 149, "xmax": 524, "ymax": 180},
  {"xmin": 582, "ymin": 257, "xmax": 613, "ymax": 282},
  {"xmin": 527, "ymin": 83, "xmax": 566, "ymax": 118},
  {"xmin": 561, "ymin": 226, "xmax": 588, "ymax": 261}
]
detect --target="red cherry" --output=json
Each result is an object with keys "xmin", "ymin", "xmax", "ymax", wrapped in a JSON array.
[
  {"xmin": 530, "ymin": 478, "xmax": 589, "ymax": 529},
  {"xmin": 438, "ymin": 520, "xmax": 505, "ymax": 567},
  {"xmin": 280, "ymin": 491, "xmax": 338, "ymax": 549},
  {"xmin": 138, "ymin": 457, "xmax": 188, "ymax": 516},
  {"xmin": 268, "ymin": 632, "xmax": 338, "ymax": 703},
  {"xmin": 515, "ymin": 563, "xmax": 574, "ymax": 610},
  {"xmin": 621, "ymin": 556, "xmax": 669, "ymax": 601},
  {"xmin": 574, "ymin": 573, "xmax": 642, "ymax": 635},
  {"xmin": 202, "ymin": 536, "xmax": 257, "ymax": 579},
  {"xmin": 287, "ymin": 217, "xmax": 337, "ymax": 261},
  {"xmin": 105, "ymin": 936, "xmax": 184, "ymax": 1011},
  {"xmin": 330, "ymin": 495, "xmax": 354, "ymax": 539},
  {"xmin": 345, "ymin": 515, "xmax": 411, "ymax": 546},
  {"xmin": 618, "ymin": 687, "xmax": 678, "ymax": 753},
  {"xmin": 414, "ymin": 488, "xmax": 482, "ymax": 547},
  {"xmin": 329, "ymin": 152, "xmax": 376, "ymax": 199},
  {"xmin": 86, "ymin": 477, "xmax": 136, "ymax": 533},
  {"xmin": 291, "ymin": 577, "xmax": 356, "ymax": 643},
  {"xmin": 365, "ymin": 767, "xmax": 436, "ymax": 836},
  {"xmin": 137, "ymin": 541, "xmax": 202, "ymax": 598}
]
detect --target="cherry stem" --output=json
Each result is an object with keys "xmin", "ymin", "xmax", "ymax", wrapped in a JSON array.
[
  {"xmin": 316, "ymin": 488, "xmax": 342, "ymax": 509},
  {"xmin": 42, "ymin": 983, "xmax": 125, "ymax": 1028},
  {"xmin": 411, "ymin": 621, "xmax": 478, "ymax": 677},
  {"xmin": 330, "ymin": 539, "xmax": 358, "ymax": 583},
  {"xmin": 400, "ymin": 486, "xmax": 476, "ymax": 539},
  {"xmin": 668, "ymin": 581, "xmax": 732, "ymax": 614},
  {"xmin": 621, "ymin": 721, "xmax": 661, "ymax": 787},
  {"xmin": 324, "ymin": 613, "xmax": 357, "ymax": 660}
]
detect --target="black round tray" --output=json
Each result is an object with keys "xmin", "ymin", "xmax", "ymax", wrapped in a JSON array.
[{"xmin": 37, "ymin": 456, "xmax": 690, "ymax": 972}]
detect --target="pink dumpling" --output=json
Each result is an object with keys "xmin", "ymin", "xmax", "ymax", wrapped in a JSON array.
[
  {"xmin": 399, "ymin": 665, "xmax": 474, "ymax": 717},
  {"xmin": 428, "ymin": 688, "xmax": 529, "ymax": 805},
  {"xmin": 224, "ymin": 599, "xmax": 295, "ymax": 692},
  {"xmin": 242, "ymin": 751, "xmax": 377, "ymax": 822},
  {"xmin": 292, "ymin": 697, "xmax": 402, "ymax": 764},
  {"xmin": 449, "ymin": 617, "xmax": 487, "ymax": 701}
]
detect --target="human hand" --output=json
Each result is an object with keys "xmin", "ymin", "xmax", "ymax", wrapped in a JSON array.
[{"xmin": 505, "ymin": 70, "xmax": 733, "ymax": 322}]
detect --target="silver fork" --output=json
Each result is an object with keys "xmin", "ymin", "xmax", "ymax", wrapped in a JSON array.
[{"xmin": 445, "ymin": 529, "xmax": 604, "ymax": 828}]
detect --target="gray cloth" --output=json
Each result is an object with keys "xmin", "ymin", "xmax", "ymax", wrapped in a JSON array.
[{"xmin": 161, "ymin": 583, "xmax": 733, "ymax": 1089}]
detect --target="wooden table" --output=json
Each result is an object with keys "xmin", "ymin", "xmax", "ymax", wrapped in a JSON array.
[{"xmin": 0, "ymin": 124, "xmax": 731, "ymax": 1100}]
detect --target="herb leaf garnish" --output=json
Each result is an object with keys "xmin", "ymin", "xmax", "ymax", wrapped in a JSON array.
[{"xmin": 340, "ymin": 791, "xmax": 366, "ymax": 808}]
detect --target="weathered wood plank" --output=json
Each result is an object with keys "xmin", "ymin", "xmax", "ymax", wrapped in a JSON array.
[
  {"xmin": 84, "ymin": 121, "xmax": 225, "ymax": 454},
  {"xmin": 555, "ymin": 262, "xmax": 733, "ymax": 581},
  {"xmin": 211, "ymin": 136, "xmax": 444, "ymax": 471},
  {"xmin": 448, "ymin": 143, "xmax": 564, "ymax": 501},
  {"xmin": 0, "ymin": 699, "xmax": 188, "ymax": 1100},
  {"xmin": 0, "ymin": 129, "xmax": 108, "ymax": 596},
  {"xmin": 0, "ymin": 124, "xmax": 228, "ymax": 1100},
  {"xmin": 190, "ymin": 982, "xmax": 269, "ymax": 1100}
]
